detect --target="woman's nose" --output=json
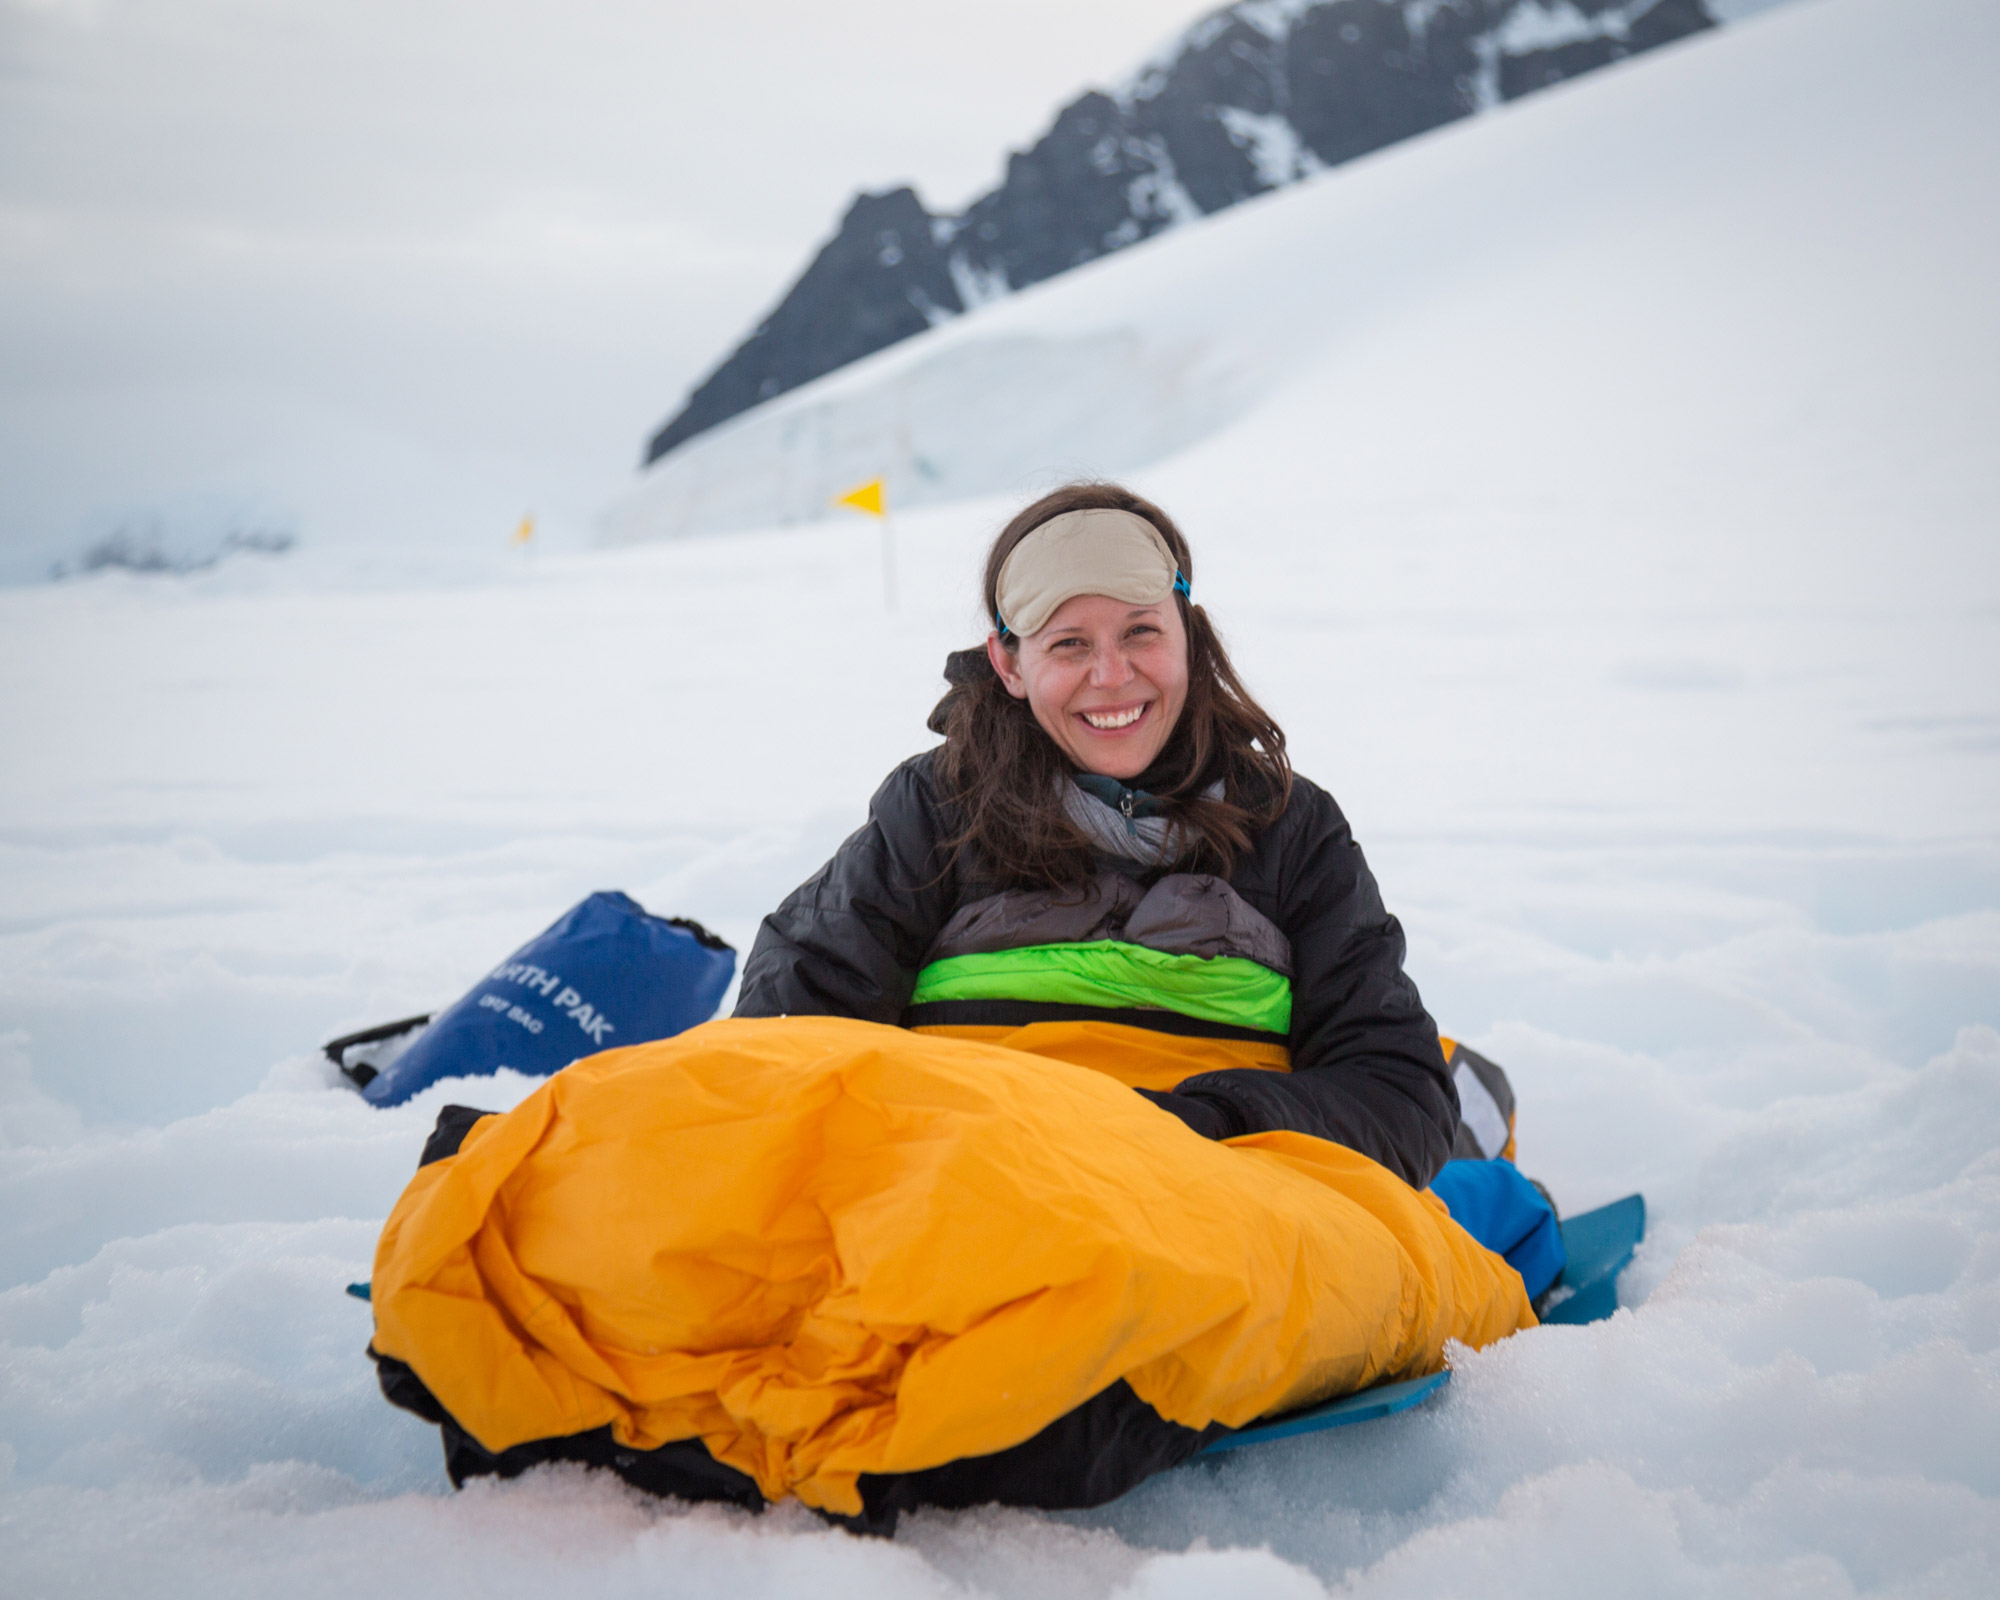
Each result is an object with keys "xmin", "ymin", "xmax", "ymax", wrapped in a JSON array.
[{"xmin": 1087, "ymin": 646, "xmax": 1134, "ymax": 688}]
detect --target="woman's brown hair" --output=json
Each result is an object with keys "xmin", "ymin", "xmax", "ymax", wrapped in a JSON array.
[{"xmin": 929, "ymin": 481, "xmax": 1292, "ymax": 888}]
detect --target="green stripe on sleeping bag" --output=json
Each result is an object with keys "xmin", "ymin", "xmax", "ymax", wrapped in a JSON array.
[{"xmin": 910, "ymin": 941, "xmax": 1292, "ymax": 1035}]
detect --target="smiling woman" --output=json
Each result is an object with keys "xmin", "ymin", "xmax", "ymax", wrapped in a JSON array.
[
  {"xmin": 733, "ymin": 482, "xmax": 1463, "ymax": 1178},
  {"xmin": 368, "ymin": 482, "xmax": 1553, "ymax": 1527}
]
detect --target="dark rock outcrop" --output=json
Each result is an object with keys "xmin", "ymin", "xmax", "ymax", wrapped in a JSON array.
[{"xmin": 644, "ymin": 0, "xmax": 1716, "ymax": 467}]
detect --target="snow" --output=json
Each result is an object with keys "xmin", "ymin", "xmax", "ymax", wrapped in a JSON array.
[
  {"xmin": 1492, "ymin": 2, "xmax": 1634, "ymax": 57},
  {"xmin": 1215, "ymin": 108, "xmax": 1324, "ymax": 189},
  {"xmin": 4, "ymin": 0, "xmax": 1998, "ymax": 1593}
]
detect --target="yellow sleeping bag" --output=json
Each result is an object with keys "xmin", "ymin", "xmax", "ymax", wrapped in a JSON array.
[{"xmin": 370, "ymin": 1015, "xmax": 1533, "ymax": 1520}]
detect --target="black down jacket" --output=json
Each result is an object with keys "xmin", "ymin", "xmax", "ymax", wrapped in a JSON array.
[{"xmin": 734, "ymin": 750, "xmax": 1460, "ymax": 1186}]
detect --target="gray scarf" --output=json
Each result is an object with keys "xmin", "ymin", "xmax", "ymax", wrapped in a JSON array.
[{"xmin": 1061, "ymin": 776, "xmax": 1221, "ymax": 868}]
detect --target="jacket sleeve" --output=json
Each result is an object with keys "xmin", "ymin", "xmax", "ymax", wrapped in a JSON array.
[
  {"xmin": 1171, "ymin": 782, "xmax": 1460, "ymax": 1187},
  {"xmin": 733, "ymin": 755, "xmax": 960, "ymax": 1023}
]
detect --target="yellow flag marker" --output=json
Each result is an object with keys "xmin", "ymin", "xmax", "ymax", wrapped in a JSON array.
[
  {"xmin": 510, "ymin": 514, "xmax": 535, "ymax": 547},
  {"xmin": 832, "ymin": 478, "xmax": 895, "ymax": 609},
  {"xmin": 833, "ymin": 478, "xmax": 886, "ymax": 518}
]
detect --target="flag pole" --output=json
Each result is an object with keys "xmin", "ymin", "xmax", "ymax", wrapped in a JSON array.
[
  {"xmin": 880, "ymin": 514, "xmax": 897, "ymax": 612},
  {"xmin": 831, "ymin": 477, "xmax": 894, "ymax": 613}
]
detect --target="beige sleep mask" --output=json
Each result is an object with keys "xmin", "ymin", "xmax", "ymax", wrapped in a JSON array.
[{"xmin": 993, "ymin": 509, "xmax": 1188, "ymax": 639}]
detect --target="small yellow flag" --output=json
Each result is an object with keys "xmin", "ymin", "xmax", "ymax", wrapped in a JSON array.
[
  {"xmin": 833, "ymin": 478, "xmax": 887, "ymax": 518},
  {"xmin": 510, "ymin": 514, "xmax": 535, "ymax": 547}
]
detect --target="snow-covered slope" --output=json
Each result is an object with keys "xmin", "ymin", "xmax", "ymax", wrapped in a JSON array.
[
  {"xmin": 3, "ymin": 0, "xmax": 1998, "ymax": 1595},
  {"xmin": 601, "ymin": 0, "xmax": 1965, "ymax": 549},
  {"xmin": 637, "ymin": 0, "xmax": 1721, "ymax": 467}
]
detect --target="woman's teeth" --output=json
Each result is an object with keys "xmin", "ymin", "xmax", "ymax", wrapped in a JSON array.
[{"xmin": 1081, "ymin": 706, "xmax": 1145, "ymax": 730}]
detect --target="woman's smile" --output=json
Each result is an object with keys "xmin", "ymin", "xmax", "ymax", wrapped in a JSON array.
[{"xmin": 1077, "ymin": 702, "xmax": 1149, "ymax": 732}]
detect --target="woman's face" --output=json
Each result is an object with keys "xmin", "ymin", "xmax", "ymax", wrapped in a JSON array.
[{"xmin": 986, "ymin": 592, "xmax": 1190, "ymax": 780}]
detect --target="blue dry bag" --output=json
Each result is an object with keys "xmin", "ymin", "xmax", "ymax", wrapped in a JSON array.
[{"xmin": 337, "ymin": 891, "xmax": 735, "ymax": 1108}]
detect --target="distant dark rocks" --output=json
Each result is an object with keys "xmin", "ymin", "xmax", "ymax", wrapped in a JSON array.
[
  {"xmin": 644, "ymin": 0, "xmax": 1717, "ymax": 467},
  {"xmin": 51, "ymin": 519, "xmax": 297, "ymax": 580}
]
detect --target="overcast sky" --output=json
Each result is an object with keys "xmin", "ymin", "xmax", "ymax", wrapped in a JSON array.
[{"xmin": 0, "ymin": 0, "xmax": 1225, "ymax": 573}]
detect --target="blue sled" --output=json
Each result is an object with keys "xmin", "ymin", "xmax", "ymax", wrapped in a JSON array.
[
  {"xmin": 1535, "ymin": 1192, "xmax": 1645, "ymax": 1326},
  {"xmin": 1202, "ymin": 1192, "xmax": 1645, "ymax": 1456},
  {"xmin": 1204, "ymin": 1370, "xmax": 1452, "ymax": 1454}
]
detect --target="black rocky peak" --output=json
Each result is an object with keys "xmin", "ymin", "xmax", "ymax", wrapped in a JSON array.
[
  {"xmin": 1282, "ymin": 2, "xmax": 1483, "ymax": 166},
  {"xmin": 948, "ymin": 91, "xmax": 1188, "ymax": 294},
  {"xmin": 645, "ymin": 186, "xmax": 958, "ymax": 464},
  {"xmin": 643, "ymin": 0, "xmax": 1717, "ymax": 468}
]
